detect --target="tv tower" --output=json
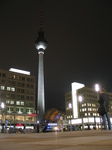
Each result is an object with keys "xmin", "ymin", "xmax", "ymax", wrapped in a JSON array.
[{"xmin": 35, "ymin": 0, "xmax": 48, "ymax": 123}]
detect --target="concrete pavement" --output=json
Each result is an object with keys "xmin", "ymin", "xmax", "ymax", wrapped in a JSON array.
[{"xmin": 0, "ymin": 130, "xmax": 112, "ymax": 150}]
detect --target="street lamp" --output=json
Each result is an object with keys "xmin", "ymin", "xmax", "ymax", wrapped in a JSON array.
[
  {"xmin": 0, "ymin": 102, "xmax": 5, "ymax": 133},
  {"xmin": 68, "ymin": 103, "xmax": 72, "ymax": 131},
  {"xmin": 78, "ymin": 96, "xmax": 84, "ymax": 130},
  {"xmin": 94, "ymin": 84, "xmax": 100, "ymax": 129},
  {"xmin": 95, "ymin": 84, "xmax": 100, "ymax": 99}
]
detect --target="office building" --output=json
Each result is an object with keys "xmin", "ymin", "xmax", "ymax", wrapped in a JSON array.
[{"xmin": 0, "ymin": 68, "xmax": 36, "ymax": 131}]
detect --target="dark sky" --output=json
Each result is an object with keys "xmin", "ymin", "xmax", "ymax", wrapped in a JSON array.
[{"xmin": 0, "ymin": 0, "xmax": 112, "ymax": 110}]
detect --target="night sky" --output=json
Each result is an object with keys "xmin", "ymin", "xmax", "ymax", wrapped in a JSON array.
[{"xmin": 0, "ymin": 0, "xmax": 112, "ymax": 111}]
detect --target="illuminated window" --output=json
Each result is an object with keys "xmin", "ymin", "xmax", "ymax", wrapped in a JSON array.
[
  {"xmin": 16, "ymin": 101, "xmax": 20, "ymax": 105},
  {"xmin": 6, "ymin": 100, "xmax": 10, "ymax": 104},
  {"xmin": 7, "ymin": 87, "xmax": 10, "ymax": 91},
  {"xmin": 1, "ymin": 86, "xmax": 5, "ymax": 90},
  {"xmin": 82, "ymin": 104, "xmax": 84, "ymax": 107},
  {"xmin": 93, "ymin": 108, "xmax": 96, "ymax": 111},
  {"xmin": 11, "ymin": 87, "xmax": 15, "ymax": 92},
  {"xmin": 82, "ymin": 108, "xmax": 84, "ymax": 112},
  {"xmin": 92, "ymin": 104, "xmax": 96, "ymax": 107},
  {"xmin": 88, "ymin": 108, "xmax": 92, "ymax": 111},
  {"xmin": 87, "ymin": 103, "xmax": 91, "ymax": 106},
  {"xmin": 85, "ymin": 113, "xmax": 87, "ymax": 116},
  {"xmin": 93, "ymin": 113, "xmax": 96, "ymax": 116},
  {"xmin": 88, "ymin": 113, "xmax": 90, "ymax": 116},
  {"xmin": 82, "ymin": 103, "xmax": 86, "ymax": 107},
  {"xmin": 21, "ymin": 102, "xmax": 24, "ymax": 105},
  {"xmin": 10, "ymin": 101, "xmax": 14, "ymax": 104}
]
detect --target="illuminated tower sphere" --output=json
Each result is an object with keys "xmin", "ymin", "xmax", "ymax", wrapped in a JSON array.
[{"xmin": 35, "ymin": 0, "xmax": 48, "ymax": 123}]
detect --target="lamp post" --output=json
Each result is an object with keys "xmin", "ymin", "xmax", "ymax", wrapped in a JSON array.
[
  {"xmin": 95, "ymin": 84, "xmax": 100, "ymax": 99},
  {"xmin": 79, "ymin": 96, "xmax": 84, "ymax": 130},
  {"xmin": 94, "ymin": 84, "xmax": 100, "ymax": 129},
  {"xmin": 68, "ymin": 103, "xmax": 72, "ymax": 131},
  {"xmin": 0, "ymin": 102, "xmax": 5, "ymax": 133}
]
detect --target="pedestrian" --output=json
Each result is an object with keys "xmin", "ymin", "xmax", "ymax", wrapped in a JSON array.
[{"xmin": 98, "ymin": 88, "xmax": 111, "ymax": 130}]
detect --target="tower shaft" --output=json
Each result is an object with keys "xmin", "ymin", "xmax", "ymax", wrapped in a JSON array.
[{"xmin": 37, "ymin": 52, "xmax": 45, "ymax": 122}]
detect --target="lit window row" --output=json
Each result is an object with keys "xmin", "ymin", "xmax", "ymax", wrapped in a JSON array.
[
  {"xmin": 85, "ymin": 113, "xmax": 99, "ymax": 116},
  {"xmin": 6, "ymin": 100, "xmax": 24, "ymax": 106},
  {"xmin": 82, "ymin": 103, "xmax": 86, "ymax": 107},
  {"xmin": 82, "ymin": 103, "xmax": 96, "ymax": 107},
  {"xmin": 67, "ymin": 115, "xmax": 72, "ymax": 119},
  {"xmin": 81, "ymin": 108, "xmax": 97, "ymax": 112},
  {"xmin": 1, "ymin": 86, "xmax": 15, "ymax": 92},
  {"xmin": 6, "ymin": 107, "xmax": 34, "ymax": 114},
  {"xmin": 16, "ymin": 101, "xmax": 24, "ymax": 105}
]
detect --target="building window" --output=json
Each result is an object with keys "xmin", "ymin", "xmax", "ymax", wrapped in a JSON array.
[
  {"xmin": 6, "ymin": 107, "xmax": 9, "ymax": 111},
  {"xmin": 21, "ymin": 102, "xmax": 24, "ymax": 105},
  {"xmin": 22, "ymin": 77, "xmax": 25, "ymax": 81},
  {"xmin": 6, "ymin": 100, "xmax": 10, "ymax": 104},
  {"xmin": 6, "ymin": 94, "xmax": 10, "ymax": 98},
  {"xmin": 20, "ymin": 108, "xmax": 23, "ymax": 112},
  {"xmin": 16, "ymin": 101, "xmax": 20, "ymax": 105},
  {"xmin": 88, "ymin": 108, "xmax": 92, "ymax": 111},
  {"xmin": 10, "ymin": 101, "xmax": 14, "ymax": 105},
  {"xmin": 88, "ymin": 113, "xmax": 90, "ymax": 116},
  {"xmin": 85, "ymin": 113, "xmax": 87, "ymax": 116},
  {"xmin": 11, "ymin": 87, "xmax": 15, "ymax": 92},
  {"xmin": 7, "ymin": 87, "xmax": 11, "ymax": 91},
  {"xmin": 30, "ymin": 96, "xmax": 33, "ymax": 101},
  {"xmin": 31, "ymin": 84, "xmax": 34, "ymax": 88},
  {"xmin": 16, "ymin": 108, "xmax": 19, "ymax": 112},
  {"xmin": 17, "ymin": 95, "xmax": 21, "ymax": 99},
  {"xmin": 10, "ymin": 108, "xmax": 13, "ymax": 111},
  {"xmin": 93, "ymin": 113, "xmax": 96, "ymax": 116},
  {"xmin": 30, "ymin": 109, "xmax": 33, "ymax": 113},
  {"xmin": 82, "ymin": 108, "xmax": 85, "ymax": 112},
  {"xmin": 2, "ymin": 73, "xmax": 6, "ymax": 77},
  {"xmin": 21, "ymin": 95, "xmax": 25, "ymax": 100},
  {"xmin": 31, "ymin": 78, "xmax": 34, "ymax": 83},
  {"xmin": 1, "ymin": 86, "xmax": 5, "ymax": 90},
  {"xmin": 26, "ymin": 96, "xmax": 29, "ymax": 100},
  {"xmin": 26, "ymin": 109, "xmax": 29, "ymax": 113}
]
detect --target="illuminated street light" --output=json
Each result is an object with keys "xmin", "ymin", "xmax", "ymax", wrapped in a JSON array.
[
  {"xmin": 95, "ymin": 83, "xmax": 100, "ymax": 99},
  {"xmin": 95, "ymin": 84, "xmax": 100, "ymax": 92},
  {"xmin": 1, "ymin": 102, "xmax": 5, "ymax": 109},
  {"xmin": 78, "ymin": 96, "xmax": 84, "ymax": 130},
  {"xmin": 79, "ymin": 96, "xmax": 82, "ymax": 103},
  {"xmin": 68, "ymin": 103, "xmax": 72, "ymax": 131},
  {"xmin": 94, "ymin": 84, "xmax": 100, "ymax": 130}
]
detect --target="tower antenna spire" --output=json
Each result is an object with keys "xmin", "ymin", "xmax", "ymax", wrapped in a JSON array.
[{"xmin": 40, "ymin": 0, "xmax": 43, "ymax": 30}]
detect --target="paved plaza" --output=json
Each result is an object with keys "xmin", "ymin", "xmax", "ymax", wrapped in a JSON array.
[{"xmin": 0, "ymin": 130, "xmax": 112, "ymax": 150}]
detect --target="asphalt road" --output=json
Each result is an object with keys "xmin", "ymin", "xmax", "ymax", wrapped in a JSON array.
[{"xmin": 0, "ymin": 130, "xmax": 112, "ymax": 150}]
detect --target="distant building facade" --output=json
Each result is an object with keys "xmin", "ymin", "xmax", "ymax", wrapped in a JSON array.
[
  {"xmin": 65, "ymin": 82, "xmax": 112, "ymax": 129},
  {"xmin": 0, "ymin": 68, "xmax": 36, "ymax": 131}
]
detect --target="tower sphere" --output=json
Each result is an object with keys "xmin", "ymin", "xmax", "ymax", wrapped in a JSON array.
[{"xmin": 35, "ymin": 30, "xmax": 48, "ymax": 51}]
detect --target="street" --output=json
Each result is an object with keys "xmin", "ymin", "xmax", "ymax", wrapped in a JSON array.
[{"xmin": 0, "ymin": 130, "xmax": 112, "ymax": 150}]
